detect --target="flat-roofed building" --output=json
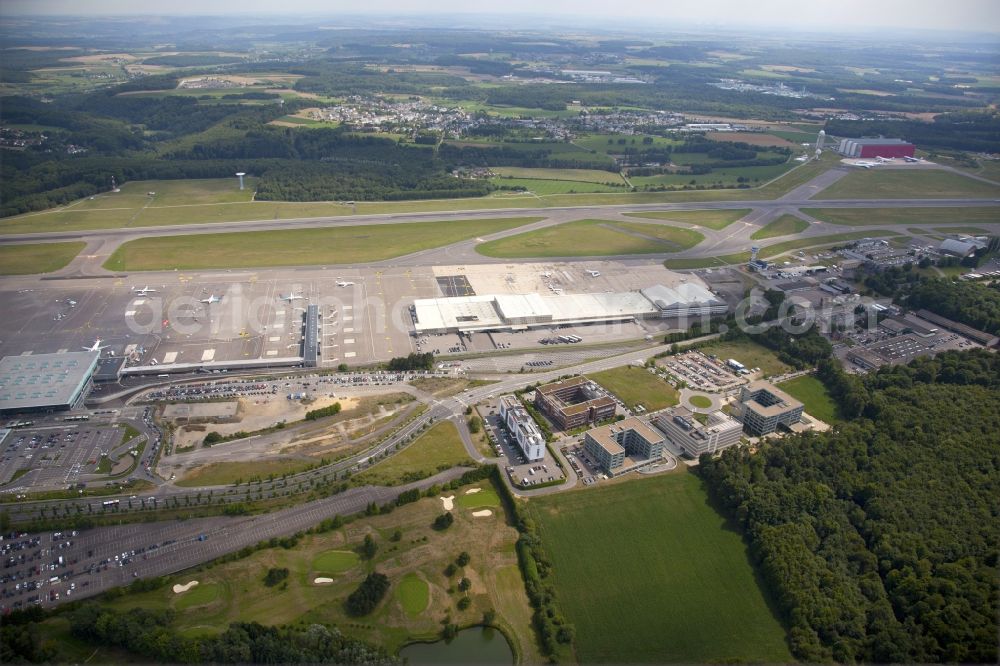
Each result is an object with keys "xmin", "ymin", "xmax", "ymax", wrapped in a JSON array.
[
  {"xmin": 735, "ymin": 380, "xmax": 804, "ymax": 436},
  {"xmin": 583, "ymin": 417, "xmax": 664, "ymax": 476},
  {"xmin": 0, "ymin": 351, "xmax": 99, "ymax": 415},
  {"xmin": 498, "ymin": 395, "xmax": 545, "ymax": 461},
  {"xmin": 534, "ymin": 376, "xmax": 616, "ymax": 431},
  {"xmin": 655, "ymin": 406, "xmax": 742, "ymax": 457}
]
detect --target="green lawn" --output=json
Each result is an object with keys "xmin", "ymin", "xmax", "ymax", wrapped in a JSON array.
[
  {"xmin": 312, "ymin": 549, "xmax": 360, "ymax": 575},
  {"xmin": 455, "ymin": 487, "xmax": 501, "ymax": 509},
  {"xmin": 630, "ymin": 163, "xmax": 794, "ymax": 189},
  {"xmin": 624, "ymin": 208, "xmax": 752, "ymax": 230},
  {"xmin": 492, "ymin": 167, "xmax": 626, "ymax": 185},
  {"xmin": 587, "ymin": 366, "xmax": 679, "ymax": 412},
  {"xmin": 750, "ymin": 214, "xmax": 809, "ymax": 240},
  {"xmin": 698, "ymin": 339, "xmax": 793, "ymax": 378},
  {"xmin": 174, "ymin": 582, "xmax": 222, "ymax": 611},
  {"xmin": 475, "ymin": 219, "xmax": 703, "ymax": 258},
  {"xmin": 816, "ymin": 170, "xmax": 1000, "ymax": 199},
  {"xmin": 0, "ymin": 242, "xmax": 85, "ymax": 275},
  {"xmin": 490, "ymin": 177, "xmax": 625, "ymax": 194},
  {"xmin": 527, "ymin": 472, "xmax": 791, "ymax": 664},
  {"xmin": 104, "ymin": 217, "xmax": 541, "ymax": 271},
  {"xmin": 803, "ymin": 207, "xmax": 1000, "ymax": 227},
  {"xmin": 689, "ymin": 395, "xmax": 713, "ymax": 409},
  {"xmin": 933, "ymin": 226, "xmax": 994, "ymax": 235},
  {"xmin": 176, "ymin": 458, "xmax": 315, "ymax": 487},
  {"xmin": 353, "ymin": 421, "xmax": 473, "ymax": 486},
  {"xmin": 396, "ymin": 573, "xmax": 430, "ymax": 616},
  {"xmin": 777, "ymin": 375, "xmax": 842, "ymax": 423}
]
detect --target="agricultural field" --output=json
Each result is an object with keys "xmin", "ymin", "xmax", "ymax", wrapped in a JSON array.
[
  {"xmin": 353, "ymin": 421, "xmax": 474, "ymax": 487},
  {"xmin": 706, "ymin": 132, "xmax": 796, "ymax": 147},
  {"xmin": 625, "ymin": 208, "xmax": 751, "ymax": 230},
  {"xmin": 527, "ymin": 471, "xmax": 791, "ymax": 664},
  {"xmin": 816, "ymin": 170, "xmax": 1000, "ymax": 200},
  {"xmin": 801, "ymin": 207, "xmax": 1000, "ymax": 227},
  {"xmin": 777, "ymin": 375, "xmax": 842, "ymax": 424},
  {"xmin": 750, "ymin": 214, "xmax": 809, "ymax": 240},
  {"xmin": 103, "ymin": 217, "xmax": 541, "ymax": 271},
  {"xmin": 0, "ymin": 241, "xmax": 85, "ymax": 275},
  {"xmin": 588, "ymin": 366, "xmax": 679, "ymax": 412},
  {"xmin": 475, "ymin": 219, "xmax": 703, "ymax": 258},
  {"xmin": 697, "ymin": 339, "xmax": 793, "ymax": 378}
]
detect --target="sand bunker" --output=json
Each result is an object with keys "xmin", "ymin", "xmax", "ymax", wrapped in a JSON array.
[
  {"xmin": 440, "ymin": 495, "xmax": 455, "ymax": 511},
  {"xmin": 313, "ymin": 577, "xmax": 334, "ymax": 585},
  {"xmin": 172, "ymin": 581, "xmax": 199, "ymax": 594},
  {"xmin": 472, "ymin": 510, "xmax": 493, "ymax": 517},
  {"xmin": 465, "ymin": 488, "xmax": 482, "ymax": 495}
]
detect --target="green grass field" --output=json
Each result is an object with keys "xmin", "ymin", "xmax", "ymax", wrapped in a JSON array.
[
  {"xmin": 0, "ymin": 242, "xmax": 85, "ymax": 275},
  {"xmin": 104, "ymin": 217, "xmax": 540, "ymax": 271},
  {"xmin": 759, "ymin": 230, "xmax": 904, "ymax": 259},
  {"xmin": 174, "ymin": 583, "xmax": 222, "ymax": 611},
  {"xmin": 630, "ymin": 163, "xmax": 794, "ymax": 189},
  {"xmin": 802, "ymin": 207, "xmax": 1000, "ymax": 227},
  {"xmin": 492, "ymin": 167, "xmax": 626, "ymax": 185},
  {"xmin": 312, "ymin": 549, "xmax": 360, "ymax": 575},
  {"xmin": 933, "ymin": 226, "xmax": 994, "ymax": 235},
  {"xmin": 490, "ymin": 177, "xmax": 625, "ymax": 194},
  {"xmin": 689, "ymin": 395, "xmax": 713, "ymax": 409},
  {"xmin": 176, "ymin": 458, "xmax": 315, "ymax": 487},
  {"xmin": 455, "ymin": 487, "xmax": 501, "ymax": 509},
  {"xmin": 750, "ymin": 214, "xmax": 809, "ymax": 240},
  {"xmin": 698, "ymin": 339, "xmax": 793, "ymax": 377},
  {"xmin": 777, "ymin": 375, "xmax": 842, "ymax": 423},
  {"xmin": 527, "ymin": 472, "xmax": 791, "ymax": 663},
  {"xmin": 353, "ymin": 421, "xmax": 472, "ymax": 486},
  {"xmin": 475, "ymin": 219, "xmax": 703, "ymax": 258},
  {"xmin": 587, "ymin": 366, "xmax": 679, "ymax": 412},
  {"xmin": 816, "ymin": 170, "xmax": 1000, "ymax": 199},
  {"xmin": 396, "ymin": 573, "xmax": 430, "ymax": 616},
  {"xmin": 624, "ymin": 208, "xmax": 751, "ymax": 230}
]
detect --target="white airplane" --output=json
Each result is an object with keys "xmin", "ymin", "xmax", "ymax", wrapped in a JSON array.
[
  {"xmin": 586, "ymin": 269, "xmax": 601, "ymax": 277},
  {"xmin": 82, "ymin": 338, "xmax": 108, "ymax": 352},
  {"xmin": 133, "ymin": 285, "xmax": 158, "ymax": 296},
  {"xmin": 200, "ymin": 294, "xmax": 223, "ymax": 304},
  {"xmin": 876, "ymin": 156, "xmax": 893, "ymax": 163},
  {"xmin": 903, "ymin": 156, "xmax": 920, "ymax": 163},
  {"xmin": 854, "ymin": 161, "xmax": 878, "ymax": 169},
  {"xmin": 541, "ymin": 271, "xmax": 553, "ymax": 278},
  {"xmin": 335, "ymin": 281, "xmax": 355, "ymax": 287},
  {"xmin": 280, "ymin": 293, "xmax": 305, "ymax": 302}
]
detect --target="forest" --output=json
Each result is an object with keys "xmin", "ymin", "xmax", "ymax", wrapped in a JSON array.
[{"xmin": 699, "ymin": 349, "xmax": 999, "ymax": 663}]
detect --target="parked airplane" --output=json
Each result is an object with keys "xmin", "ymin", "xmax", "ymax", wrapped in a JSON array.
[
  {"xmin": 133, "ymin": 285, "xmax": 158, "ymax": 296},
  {"xmin": 585, "ymin": 270, "xmax": 601, "ymax": 277},
  {"xmin": 335, "ymin": 281, "xmax": 355, "ymax": 287},
  {"xmin": 903, "ymin": 156, "xmax": 920, "ymax": 163},
  {"xmin": 876, "ymin": 156, "xmax": 893, "ymax": 163},
  {"xmin": 82, "ymin": 338, "xmax": 108, "ymax": 352},
  {"xmin": 280, "ymin": 293, "xmax": 305, "ymax": 302},
  {"xmin": 200, "ymin": 294, "xmax": 223, "ymax": 304},
  {"xmin": 854, "ymin": 161, "xmax": 879, "ymax": 169}
]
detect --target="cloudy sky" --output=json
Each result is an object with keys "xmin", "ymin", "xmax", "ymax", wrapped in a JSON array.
[{"xmin": 2, "ymin": 0, "xmax": 999, "ymax": 33}]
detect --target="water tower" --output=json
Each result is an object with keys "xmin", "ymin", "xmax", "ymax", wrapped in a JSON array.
[{"xmin": 236, "ymin": 172, "xmax": 246, "ymax": 191}]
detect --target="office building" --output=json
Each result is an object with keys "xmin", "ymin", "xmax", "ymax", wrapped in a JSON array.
[
  {"xmin": 498, "ymin": 395, "xmax": 546, "ymax": 461},
  {"xmin": 583, "ymin": 417, "xmax": 664, "ymax": 476},
  {"xmin": 534, "ymin": 377, "xmax": 616, "ymax": 431},
  {"xmin": 735, "ymin": 380, "xmax": 804, "ymax": 436},
  {"xmin": 655, "ymin": 406, "xmax": 742, "ymax": 457}
]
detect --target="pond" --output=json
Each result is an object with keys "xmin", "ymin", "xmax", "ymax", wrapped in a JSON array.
[{"xmin": 399, "ymin": 626, "xmax": 514, "ymax": 665}]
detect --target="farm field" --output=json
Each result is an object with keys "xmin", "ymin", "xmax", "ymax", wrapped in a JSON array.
[
  {"xmin": 777, "ymin": 375, "xmax": 842, "ymax": 424},
  {"xmin": 751, "ymin": 214, "xmax": 809, "ymax": 240},
  {"xmin": 625, "ymin": 208, "xmax": 751, "ymax": 230},
  {"xmin": 706, "ymin": 132, "xmax": 796, "ymax": 147},
  {"xmin": 0, "ymin": 241, "xmax": 85, "ymax": 275},
  {"xmin": 801, "ymin": 207, "xmax": 1000, "ymax": 227},
  {"xmin": 698, "ymin": 339, "xmax": 793, "ymax": 378},
  {"xmin": 103, "ymin": 217, "xmax": 541, "ymax": 271},
  {"xmin": 353, "ymin": 421, "xmax": 473, "ymax": 487},
  {"xmin": 527, "ymin": 471, "xmax": 791, "ymax": 664},
  {"xmin": 475, "ymin": 219, "xmax": 703, "ymax": 258},
  {"xmin": 816, "ymin": 170, "xmax": 1000, "ymax": 199},
  {"xmin": 588, "ymin": 366, "xmax": 679, "ymax": 412}
]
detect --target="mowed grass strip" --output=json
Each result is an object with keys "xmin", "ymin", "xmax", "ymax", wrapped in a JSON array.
[
  {"xmin": 396, "ymin": 573, "xmax": 430, "ymax": 616},
  {"xmin": 174, "ymin": 583, "xmax": 223, "ymax": 611},
  {"xmin": 777, "ymin": 374, "xmax": 842, "ymax": 423},
  {"xmin": 816, "ymin": 170, "xmax": 1000, "ymax": 199},
  {"xmin": 455, "ymin": 487, "xmax": 501, "ymax": 509},
  {"xmin": 492, "ymin": 167, "xmax": 626, "ymax": 184},
  {"xmin": 625, "ymin": 208, "xmax": 751, "ymax": 230},
  {"xmin": 0, "ymin": 242, "xmax": 85, "ymax": 275},
  {"xmin": 588, "ymin": 366, "xmax": 679, "ymax": 412},
  {"xmin": 757, "ymin": 230, "xmax": 903, "ymax": 259},
  {"xmin": 353, "ymin": 421, "xmax": 472, "ymax": 486},
  {"xmin": 175, "ymin": 458, "xmax": 315, "ymax": 487},
  {"xmin": 489, "ymin": 177, "xmax": 624, "ymax": 195},
  {"xmin": 803, "ymin": 206, "xmax": 1000, "ymax": 227},
  {"xmin": 476, "ymin": 219, "xmax": 703, "ymax": 258},
  {"xmin": 750, "ymin": 214, "xmax": 809, "ymax": 240},
  {"xmin": 104, "ymin": 217, "xmax": 541, "ymax": 270},
  {"xmin": 312, "ymin": 550, "xmax": 360, "ymax": 575},
  {"xmin": 528, "ymin": 472, "xmax": 792, "ymax": 664}
]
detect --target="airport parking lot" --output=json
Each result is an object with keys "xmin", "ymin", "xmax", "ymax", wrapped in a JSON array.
[
  {"xmin": 657, "ymin": 350, "xmax": 748, "ymax": 392},
  {"xmin": 0, "ymin": 425, "xmax": 133, "ymax": 493},
  {"xmin": 475, "ymin": 397, "xmax": 566, "ymax": 489}
]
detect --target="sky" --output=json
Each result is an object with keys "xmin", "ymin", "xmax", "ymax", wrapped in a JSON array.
[{"xmin": 2, "ymin": 0, "xmax": 1000, "ymax": 34}]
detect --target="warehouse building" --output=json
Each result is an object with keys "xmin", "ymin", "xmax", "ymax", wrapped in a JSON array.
[
  {"xmin": 655, "ymin": 406, "xmax": 743, "ymax": 457},
  {"xmin": 735, "ymin": 380, "xmax": 804, "ymax": 436},
  {"xmin": 534, "ymin": 377, "xmax": 616, "ymax": 431},
  {"xmin": 583, "ymin": 417, "xmax": 664, "ymax": 476},
  {"xmin": 0, "ymin": 351, "xmax": 100, "ymax": 415},
  {"xmin": 836, "ymin": 138, "xmax": 915, "ymax": 159},
  {"xmin": 498, "ymin": 395, "xmax": 546, "ymax": 461}
]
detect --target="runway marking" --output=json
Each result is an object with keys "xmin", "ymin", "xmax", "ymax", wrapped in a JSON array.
[
  {"xmin": 125, "ymin": 310, "xmax": 136, "ymax": 316},
  {"xmin": 265, "ymin": 350, "xmax": 278, "ymax": 357},
  {"xmin": 162, "ymin": 351, "xmax": 178, "ymax": 363},
  {"xmin": 343, "ymin": 316, "xmax": 353, "ymax": 322},
  {"xmin": 343, "ymin": 327, "xmax": 354, "ymax": 333},
  {"xmin": 57, "ymin": 348, "xmax": 68, "ymax": 353},
  {"xmin": 343, "ymin": 305, "xmax": 353, "ymax": 311},
  {"xmin": 200, "ymin": 349, "xmax": 215, "ymax": 361},
  {"xmin": 344, "ymin": 338, "xmax": 355, "ymax": 344},
  {"xmin": 344, "ymin": 352, "xmax": 356, "ymax": 358},
  {"xmin": 268, "ymin": 336, "xmax": 280, "ymax": 342}
]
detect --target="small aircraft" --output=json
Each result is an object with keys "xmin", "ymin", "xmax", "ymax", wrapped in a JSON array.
[
  {"xmin": 82, "ymin": 338, "xmax": 108, "ymax": 352},
  {"xmin": 335, "ymin": 281, "xmax": 355, "ymax": 287},
  {"xmin": 133, "ymin": 285, "xmax": 158, "ymax": 296},
  {"xmin": 280, "ymin": 293, "xmax": 305, "ymax": 302},
  {"xmin": 854, "ymin": 161, "xmax": 879, "ymax": 169},
  {"xmin": 903, "ymin": 156, "xmax": 920, "ymax": 163},
  {"xmin": 876, "ymin": 156, "xmax": 893, "ymax": 163},
  {"xmin": 585, "ymin": 269, "xmax": 601, "ymax": 277},
  {"xmin": 200, "ymin": 294, "xmax": 223, "ymax": 304}
]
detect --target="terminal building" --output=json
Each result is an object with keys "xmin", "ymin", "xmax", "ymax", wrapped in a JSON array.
[
  {"xmin": 836, "ymin": 138, "xmax": 916, "ymax": 159},
  {"xmin": 0, "ymin": 351, "xmax": 100, "ymax": 415},
  {"xmin": 534, "ymin": 377, "xmax": 616, "ymax": 431},
  {"xmin": 734, "ymin": 380, "xmax": 804, "ymax": 436},
  {"xmin": 498, "ymin": 395, "xmax": 546, "ymax": 461},
  {"xmin": 411, "ymin": 282, "xmax": 726, "ymax": 335},
  {"xmin": 583, "ymin": 417, "xmax": 664, "ymax": 476},
  {"xmin": 655, "ymin": 406, "xmax": 743, "ymax": 457}
]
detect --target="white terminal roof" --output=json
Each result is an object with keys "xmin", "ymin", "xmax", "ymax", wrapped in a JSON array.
[
  {"xmin": 0, "ymin": 351, "xmax": 99, "ymax": 412},
  {"xmin": 641, "ymin": 283, "xmax": 724, "ymax": 310}
]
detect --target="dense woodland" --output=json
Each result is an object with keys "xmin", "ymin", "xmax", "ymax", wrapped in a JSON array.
[{"xmin": 700, "ymin": 350, "xmax": 1000, "ymax": 663}]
